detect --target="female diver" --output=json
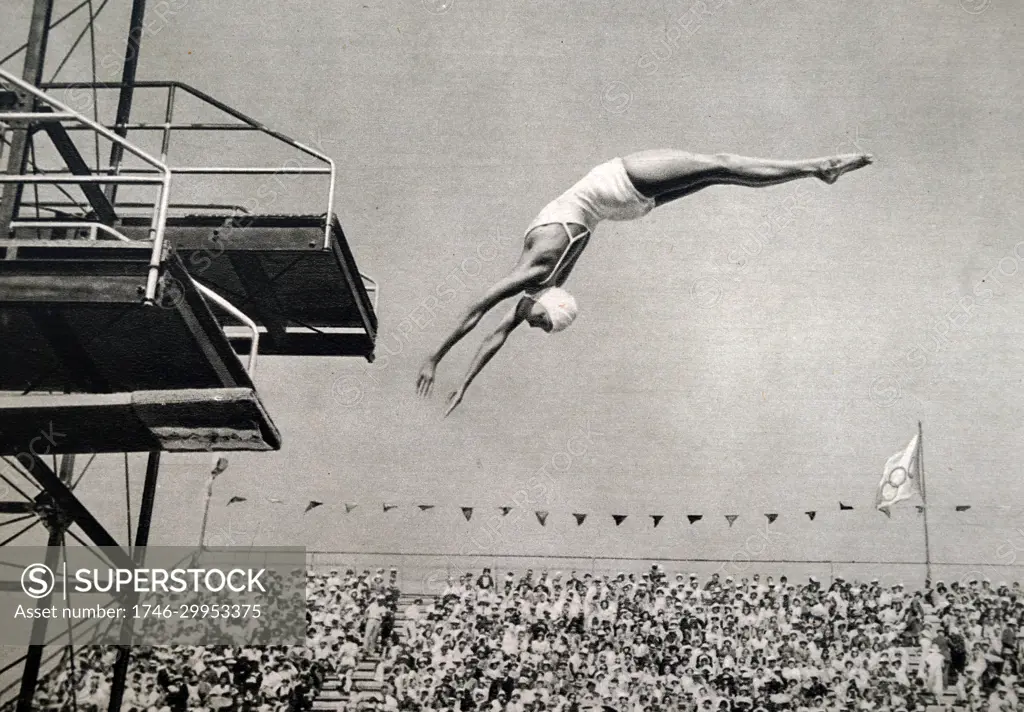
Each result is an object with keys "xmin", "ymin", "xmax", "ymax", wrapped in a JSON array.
[{"xmin": 416, "ymin": 149, "xmax": 872, "ymax": 415}]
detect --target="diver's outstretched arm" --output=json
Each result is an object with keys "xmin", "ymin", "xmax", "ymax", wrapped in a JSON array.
[
  {"xmin": 418, "ymin": 267, "xmax": 545, "ymax": 398},
  {"xmin": 444, "ymin": 299, "xmax": 529, "ymax": 417}
]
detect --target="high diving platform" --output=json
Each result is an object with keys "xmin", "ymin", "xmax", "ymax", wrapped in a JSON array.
[
  {"xmin": 0, "ymin": 70, "xmax": 379, "ymax": 455},
  {"xmin": 0, "ymin": 3, "xmax": 381, "ymax": 710},
  {"xmin": 0, "ymin": 240, "xmax": 281, "ymax": 453},
  {"xmin": 120, "ymin": 213, "xmax": 377, "ymax": 358},
  {"xmin": 9, "ymin": 213, "xmax": 378, "ymax": 359}
]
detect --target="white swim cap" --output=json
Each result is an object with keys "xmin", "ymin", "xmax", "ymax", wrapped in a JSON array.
[{"xmin": 530, "ymin": 287, "xmax": 578, "ymax": 333}]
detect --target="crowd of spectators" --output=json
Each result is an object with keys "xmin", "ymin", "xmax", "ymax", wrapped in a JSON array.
[
  {"xmin": 29, "ymin": 644, "xmax": 321, "ymax": 712},
  {"xmin": 377, "ymin": 568, "xmax": 1023, "ymax": 712},
  {"xmin": 308, "ymin": 567, "xmax": 400, "ymax": 695},
  {"xmin": 16, "ymin": 566, "xmax": 397, "ymax": 712},
  {"xmin": 12, "ymin": 565, "xmax": 1024, "ymax": 711}
]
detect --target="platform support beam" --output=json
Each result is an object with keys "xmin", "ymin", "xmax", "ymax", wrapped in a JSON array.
[
  {"xmin": 20, "ymin": 451, "xmax": 134, "ymax": 571},
  {"xmin": 41, "ymin": 121, "xmax": 118, "ymax": 224},
  {"xmin": 106, "ymin": 452, "xmax": 159, "ymax": 712},
  {"xmin": 104, "ymin": 0, "xmax": 148, "ymax": 206},
  {"xmin": 15, "ymin": 526, "xmax": 62, "ymax": 712},
  {"xmin": 228, "ymin": 252, "xmax": 288, "ymax": 347},
  {"xmin": 0, "ymin": 0, "xmax": 55, "ymax": 237},
  {"xmin": 15, "ymin": 455, "xmax": 73, "ymax": 712}
]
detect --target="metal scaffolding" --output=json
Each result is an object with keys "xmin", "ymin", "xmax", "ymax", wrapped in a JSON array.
[{"xmin": 0, "ymin": 2, "xmax": 378, "ymax": 709}]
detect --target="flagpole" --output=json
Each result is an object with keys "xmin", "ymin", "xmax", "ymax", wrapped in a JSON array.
[
  {"xmin": 197, "ymin": 458, "xmax": 228, "ymax": 556},
  {"xmin": 197, "ymin": 472, "xmax": 215, "ymax": 554},
  {"xmin": 918, "ymin": 420, "xmax": 932, "ymax": 584}
]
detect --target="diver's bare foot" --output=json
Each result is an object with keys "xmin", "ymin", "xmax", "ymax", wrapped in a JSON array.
[{"xmin": 818, "ymin": 153, "xmax": 873, "ymax": 185}]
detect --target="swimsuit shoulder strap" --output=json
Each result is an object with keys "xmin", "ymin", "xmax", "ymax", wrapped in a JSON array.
[{"xmin": 538, "ymin": 223, "xmax": 591, "ymax": 287}]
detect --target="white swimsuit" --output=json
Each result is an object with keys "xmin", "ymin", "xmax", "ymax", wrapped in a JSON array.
[
  {"xmin": 526, "ymin": 157, "xmax": 656, "ymax": 235},
  {"xmin": 526, "ymin": 157, "xmax": 655, "ymax": 286}
]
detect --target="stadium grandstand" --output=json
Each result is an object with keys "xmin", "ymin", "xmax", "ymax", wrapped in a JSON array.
[{"xmin": 8, "ymin": 563, "xmax": 1024, "ymax": 710}]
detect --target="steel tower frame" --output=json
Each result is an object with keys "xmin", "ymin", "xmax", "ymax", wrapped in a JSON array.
[{"xmin": 0, "ymin": 2, "xmax": 378, "ymax": 710}]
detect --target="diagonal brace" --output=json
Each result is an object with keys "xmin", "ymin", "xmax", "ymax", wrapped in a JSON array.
[{"xmin": 20, "ymin": 451, "xmax": 134, "ymax": 571}]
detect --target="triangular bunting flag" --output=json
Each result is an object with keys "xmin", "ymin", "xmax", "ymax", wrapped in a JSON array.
[
  {"xmin": 418, "ymin": 505, "xmax": 435, "ymax": 512},
  {"xmin": 725, "ymin": 515, "xmax": 738, "ymax": 527},
  {"xmin": 805, "ymin": 511, "xmax": 816, "ymax": 521},
  {"xmin": 383, "ymin": 503, "xmax": 397, "ymax": 512},
  {"xmin": 650, "ymin": 515, "xmax": 663, "ymax": 528},
  {"xmin": 765, "ymin": 513, "xmax": 778, "ymax": 524},
  {"xmin": 687, "ymin": 515, "xmax": 703, "ymax": 524},
  {"xmin": 612, "ymin": 515, "xmax": 627, "ymax": 526},
  {"xmin": 344, "ymin": 503, "xmax": 357, "ymax": 513},
  {"xmin": 573, "ymin": 513, "xmax": 587, "ymax": 526},
  {"xmin": 955, "ymin": 505, "xmax": 971, "ymax": 512},
  {"xmin": 839, "ymin": 502, "xmax": 853, "ymax": 510},
  {"xmin": 304, "ymin": 500, "xmax": 323, "ymax": 514},
  {"xmin": 226, "ymin": 496, "xmax": 246, "ymax": 506},
  {"xmin": 535, "ymin": 511, "xmax": 548, "ymax": 526},
  {"xmin": 499, "ymin": 507, "xmax": 512, "ymax": 517},
  {"xmin": 461, "ymin": 507, "xmax": 473, "ymax": 521}
]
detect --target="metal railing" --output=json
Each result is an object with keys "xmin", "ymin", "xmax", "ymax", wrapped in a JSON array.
[
  {"xmin": 39, "ymin": 80, "xmax": 338, "ymax": 250},
  {"xmin": 1, "ymin": 75, "xmax": 388, "ymax": 365},
  {"xmin": 362, "ymin": 273, "xmax": 380, "ymax": 313},
  {"xmin": 9, "ymin": 220, "xmax": 131, "ymax": 241},
  {"xmin": 192, "ymin": 279, "xmax": 260, "ymax": 377},
  {"xmin": 0, "ymin": 68, "xmax": 171, "ymax": 303},
  {"xmin": 18, "ymin": 79, "xmax": 377, "ymax": 306}
]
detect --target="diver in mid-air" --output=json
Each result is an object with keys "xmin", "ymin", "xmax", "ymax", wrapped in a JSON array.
[{"xmin": 417, "ymin": 150, "xmax": 873, "ymax": 415}]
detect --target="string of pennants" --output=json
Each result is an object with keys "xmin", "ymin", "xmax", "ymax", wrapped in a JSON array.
[{"xmin": 223, "ymin": 497, "xmax": 974, "ymax": 524}]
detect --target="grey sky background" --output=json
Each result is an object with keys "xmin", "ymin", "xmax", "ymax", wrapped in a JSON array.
[{"xmin": 2, "ymin": 0, "xmax": 1023, "ymax": 581}]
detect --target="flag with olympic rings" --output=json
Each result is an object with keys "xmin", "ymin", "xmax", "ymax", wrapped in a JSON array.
[{"xmin": 876, "ymin": 434, "xmax": 920, "ymax": 513}]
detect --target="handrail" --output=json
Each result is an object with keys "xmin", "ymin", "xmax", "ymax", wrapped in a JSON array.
[
  {"xmin": 0, "ymin": 111, "xmax": 78, "ymax": 121},
  {"xmin": 9, "ymin": 220, "xmax": 131, "ymax": 241},
  {"xmin": 41, "ymin": 81, "xmax": 338, "ymax": 249},
  {"xmin": 59, "ymin": 122, "xmax": 262, "ymax": 131},
  {"xmin": 2, "ymin": 77, "xmax": 372, "ymax": 345},
  {"xmin": 191, "ymin": 280, "xmax": 259, "ymax": 377},
  {"xmin": 0, "ymin": 174, "xmax": 161, "ymax": 184},
  {"xmin": 361, "ymin": 273, "xmax": 380, "ymax": 313},
  {"xmin": 47, "ymin": 167, "xmax": 330, "ymax": 175},
  {"xmin": 32, "ymin": 201, "xmax": 253, "ymax": 214},
  {"xmin": 0, "ymin": 68, "xmax": 171, "ymax": 305}
]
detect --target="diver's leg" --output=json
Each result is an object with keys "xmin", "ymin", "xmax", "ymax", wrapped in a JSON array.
[{"xmin": 622, "ymin": 150, "xmax": 872, "ymax": 204}]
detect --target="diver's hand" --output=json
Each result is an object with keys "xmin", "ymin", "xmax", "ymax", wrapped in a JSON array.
[
  {"xmin": 444, "ymin": 388, "xmax": 465, "ymax": 418},
  {"xmin": 416, "ymin": 360, "xmax": 437, "ymax": 397}
]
